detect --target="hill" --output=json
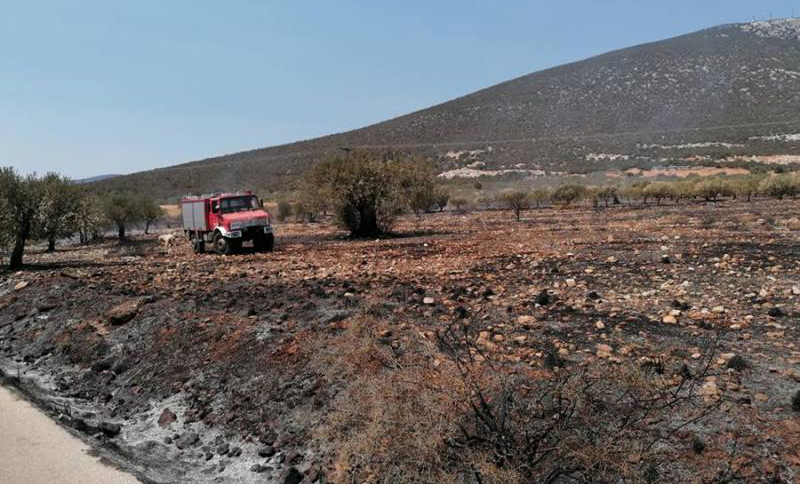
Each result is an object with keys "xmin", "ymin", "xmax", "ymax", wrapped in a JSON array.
[{"xmin": 94, "ymin": 19, "xmax": 800, "ymax": 200}]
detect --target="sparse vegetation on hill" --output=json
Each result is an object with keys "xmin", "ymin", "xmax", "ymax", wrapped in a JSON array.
[{"xmin": 90, "ymin": 19, "xmax": 800, "ymax": 200}]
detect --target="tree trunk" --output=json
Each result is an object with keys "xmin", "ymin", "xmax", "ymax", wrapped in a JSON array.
[
  {"xmin": 118, "ymin": 225, "xmax": 126, "ymax": 240},
  {"xmin": 352, "ymin": 206, "xmax": 379, "ymax": 237},
  {"xmin": 47, "ymin": 236, "xmax": 56, "ymax": 253},
  {"xmin": 9, "ymin": 237, "xmax": 26, "ymax": 269}
]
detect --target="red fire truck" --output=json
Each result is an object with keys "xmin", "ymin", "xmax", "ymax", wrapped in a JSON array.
[{"xmin": 181, "ymin": 191, "xmax": 274, "ymax": 255}]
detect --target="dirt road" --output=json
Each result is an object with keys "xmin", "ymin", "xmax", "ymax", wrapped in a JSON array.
[{"xmin": 0, "ymin": 385, "xmax": 140, "ymax": 484}]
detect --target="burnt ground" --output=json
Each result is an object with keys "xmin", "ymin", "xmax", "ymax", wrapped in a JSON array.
[{"xmin": 1, "ymin": 200, "xmax": 800, "ymax": 483}]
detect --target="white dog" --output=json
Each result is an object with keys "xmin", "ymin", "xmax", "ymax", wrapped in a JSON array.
[{"xmin": 158, "ymin": 233, "xmax": 177, "ymax": 253}]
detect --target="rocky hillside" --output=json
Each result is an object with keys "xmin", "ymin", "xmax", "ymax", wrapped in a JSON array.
[{"xmin": 95, "ymin": 19, "xmax": 800, "ymax": 199}]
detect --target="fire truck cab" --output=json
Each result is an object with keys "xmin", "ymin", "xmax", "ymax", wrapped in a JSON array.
[{"xmin": 181, "ymin": 191, "xmax": 274, "ymax": 255}]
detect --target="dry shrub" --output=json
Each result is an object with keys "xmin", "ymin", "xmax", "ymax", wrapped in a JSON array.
[{"xmin": 311, "ymin": 319, "xmax": 721, "ymax": 484}]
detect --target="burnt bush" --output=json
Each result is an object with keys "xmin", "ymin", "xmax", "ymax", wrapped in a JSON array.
[{"xmin": 311, "ymin": 317, "xmax": 722, "ymax": 484}]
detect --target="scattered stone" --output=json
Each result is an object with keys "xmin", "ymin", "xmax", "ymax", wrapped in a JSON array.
[
  {"xmin": 767, "ymin": 307, "xmax": 785, "ymax": 318},
  {"xmin": 175, "ymin": 432, "xmax": 199, "ymax": 450},
  {"xmin": 422, "ymin": 297, "xmax": 435, "ymax": 305},
  {"xmin": 671, "ymin": 300, "xmax": 690, "ymax": 311},
  {"xmin": 158, "ymin": 408, "xmax": 177, "ymax": 428},
  {"xmin": 99, "ymin": 421, "xmax": 121, "ymax": 437},
  {"xmin": 711, "ymin": 306, "xmax": 725, "ymax": 313},
  {"xmin": 596, "ymin": 344, "xmax": 613, "ymax": 359},
  {"xmin": 565, "ymin": 278, "xmax": 577, "ymax": 288},
  {"xmin": 280, "ymin": 466, "xmax": 304, "ymax": 484},
  {"xmin": 595, "ymin": 321, "xmax": 605, "ymax": 330},
  {"xmin": 586, "ymin": 291, "xmax": 601, "ymax": 300},
  {"xmin": 534, "ymin": 291, "xmax": 551, "ymax": 306},
  {"xmin": 106, "ymin": 300, "xmax": 141, "ymax": 325},
  {"xmin": 692, "ymin": 436, "xmax": 706, "ymax": 454},
  {"xmin": 726, "ymin": 355, "xmax": 750, "ymax": 372},
  {"xmin": 216, "ymin": 443, "xmax": 230, "ymax": 456},
  {"xmin": 662, "ymin": 315, "xmax": 677, "ymax": 324},
  {"xmin": 792, "ymin": 286, "xmax": 800, "ymax": 296},
  {"xmin": 251, "ymin": 464, "xmax": 268, "ymax": 473},
  {"xmin": 699, "ymin": 380, "xmax": 720, "ymax": 400},
  {"xmin": 13, "ymin": 281, "xmax": 29, "ymax": 291},
  {"xmin": 258, "ymin": 445, "xmax": 276, "ymax": 458},
  {"xmin": 517, "ymin": 315, "xmax": 535, "ymax": 325},
  {"xmin": 661, "ymin": 255, "xmax": 671, "ymax": 264}
]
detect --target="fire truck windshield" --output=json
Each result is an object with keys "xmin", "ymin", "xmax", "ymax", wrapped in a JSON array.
[{"xmin": 220, "ymin": 196, "xmax": 260, "ymax": 213}]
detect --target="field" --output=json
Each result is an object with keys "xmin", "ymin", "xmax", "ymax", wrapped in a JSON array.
[{"xmin": 2, "ymin": 200, "xmax": 800, "ymax": 483}]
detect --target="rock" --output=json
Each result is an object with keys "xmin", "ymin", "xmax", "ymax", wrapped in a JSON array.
[
  {"xmin": 534, "ymin": 291, "xmax": 550, "ymax": 306},
  {"xmin": 596, "ymin": 344, "xmax": 613, "ymax": 359},
  {"xmin": 711, "ymin": 306, "xmax": 725, "ymax": 313},
  {"xmin": 726, "ymin": 355, "xmax": 750, "ymax": 371},
  {"xmin": 251, "ymin": 464, "xmax": 268, "ymax": 473},
  {"xmin": 517, "ymin": 315, "xmax": 535, "ymax": 325},
  {"xmin": 280, "ymin": 467, "xmax": 304, "ymax": 484},
  {"xmin": 175, "ymin": 432, "xmax": 199, "ymax": 450},
  {"xmin": 106, "ymin": 300, "xmax": 140, "ymax": 325},
  {"xmin": 422, "ymin": 297, "xmax": 435, "ymax": 305},
  {"xmin": 216, "ymin": 442, "xmax": 230, "ymax": 456},
  {"xmin": 662, "ymin": 315, "xmax": 677, "ymax": 324},
  {"xmin": 595, "ymin": 321, "xmax": 605, "ymax": 330},
  {"xmin": 699, "ymin": 380, "xmax": 720, "ymax": 400},
  {"xmin": 661, "ymin": 255, "xmax": 671, "ymax": 264},
  {"xmin": 565, "ymin": 279, "xmax": 577, "ymax": 288},
  {"xmin": 768, "ymin": 307, "xmax": 785, "ymax": 317},
  {"xmin": 91, "ymin": 359, "xmax": 112, "ymax": 373},
  {"xmin": 792, "ymin": 286, "xmax": 800, "ymax": 296},
  {"xmin": 671, "ymin": 300, "xmax": 690, "ymax": 310},
  {"xmin": 229, "ymin": 446, "xmax": 242, "ymax": 457},
  {"xmin": 258, "ymin": 445, "xmax": 276, "ymax": 458},
  {"xmin": 99, "ymin": 421, "xmax": 121, "ymax": 436},
  {"xmin": 13, "ymin": 281, "xmax": 29, "ymax": 291},
  {"xmin": 158, "ymin": 408, "xmax": 177, "ymax": 428},
  {"xmin": 586, "ymin": 291, "xmax": 601, "ymax": 300}
]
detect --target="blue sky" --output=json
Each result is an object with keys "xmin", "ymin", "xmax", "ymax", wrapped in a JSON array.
[{"xmin": 1, "ymin": 1, "xmax": 798, "ymax": 179}]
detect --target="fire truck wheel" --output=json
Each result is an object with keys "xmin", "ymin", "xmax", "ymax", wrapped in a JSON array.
[{"xmin": 214, "ymin": 233, "xmax": 233, "ymax": 255}]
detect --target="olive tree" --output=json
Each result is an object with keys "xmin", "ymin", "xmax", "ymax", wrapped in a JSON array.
[
  {"xmin": 0, "ymin": 167, "xmax": 43, "ymax": 269},
  {"xmin": 136, "ymin": 195, "xmax": 163, "ymax": 234},
  {"xmin": 551, "ymin": 184, "xmax": 588, "ymax": 206},
  {"xmin": 529, "ymin": 188, "xmax": 551, "ymax": 208},
  {"xmin": 497, "ymin": 190, "xmax": 529, "ymax": 221},
  {"xmin": 103, "ymin": 192, "xmax": 141, "ymax": 240},
  {"xmin": 301, "ymin": 151, "xmax": 437, "ymax": 237},
  {"xmin": 37, "ymin": 173, "xmax": 78, "ymax": 252},
  {"xmin": 75, "ymin": 193, "xmax": 105, "ymax": 243},
  {"xmin": 759, "ymin": 174, "xmax": 798, "ymax": 200}
]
